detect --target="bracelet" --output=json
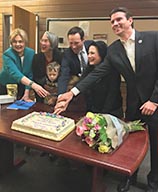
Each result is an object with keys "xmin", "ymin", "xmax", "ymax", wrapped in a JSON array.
[{"xmin": 28, "ymin": 81, "xmax": 34, "ymax": 88}]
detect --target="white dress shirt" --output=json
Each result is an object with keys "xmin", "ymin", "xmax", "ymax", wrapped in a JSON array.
[{"xmin": 120, "ymin": 29, "xmax": 135, "ymax": 71}]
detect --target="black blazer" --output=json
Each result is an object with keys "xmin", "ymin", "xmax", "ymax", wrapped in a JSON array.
[
  {"xmin": 57, "ymin": 40, "xmax": 93, "ymax": 94},
  {"xmin": 76, "ymin": 31, "xmax": 158, "ymax": 120},
  {"xmin": 82, "ymin": 64, "xmax": 123, "ymax": 118}
]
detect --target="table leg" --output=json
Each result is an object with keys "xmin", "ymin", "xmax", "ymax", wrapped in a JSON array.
[
  {"xmin": 91, "ymin": 166, "xmax": 106, "ymax": 192},
  {"xmin": 0, "ymin": 139, "xmax": 14, "ymax": 175},
  {"xmin": 0, "ymin": 139, "xmax": 26, "ymax": 175}
]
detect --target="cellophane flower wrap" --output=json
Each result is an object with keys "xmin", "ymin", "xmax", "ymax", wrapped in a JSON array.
[{"xmin": 76, "ymin": 112, "xmax": 145, "ymax": 153}]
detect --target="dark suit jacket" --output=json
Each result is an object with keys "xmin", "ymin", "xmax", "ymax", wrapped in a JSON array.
[
  {"xmin": 76, "ymin": 31, "xmax": 158, "ymax": 120},
  {"xmin": 82, "ymin": 64, "xmax": 123, "ymax": 118},
  {"xmin": 57, "ymin": 40, "xmax": 93, "ymax": 94}
]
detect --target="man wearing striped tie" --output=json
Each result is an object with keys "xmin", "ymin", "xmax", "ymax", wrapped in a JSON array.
[{"xmin": 57, "ymin": 26, "xmax": 93, "ymax": 95}]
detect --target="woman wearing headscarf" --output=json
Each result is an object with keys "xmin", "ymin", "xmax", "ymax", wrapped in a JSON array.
[{"xmin": 32, "ymin": 31, "xmax": 62, "ymax": 102}]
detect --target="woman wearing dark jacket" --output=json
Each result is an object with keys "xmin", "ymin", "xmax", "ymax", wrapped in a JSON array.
[
  {"xmin": 32, "ymin": 31, "xmax": 62, "ymax": 102},
  {"xmin": 83, "ymin": 41, "xmax": 123, "ymax": 118}
]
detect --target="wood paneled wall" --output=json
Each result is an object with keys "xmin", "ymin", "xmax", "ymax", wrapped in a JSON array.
[{"xmin": 0, "ymin": 0, "xmax": 158, "ymax": 67}]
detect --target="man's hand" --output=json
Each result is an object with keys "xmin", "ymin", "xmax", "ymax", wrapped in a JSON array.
[
  {"xmin": 54, "ymin": 91, "xmax": 74, "ymax": 114},
  {"xmin": 140, "ymin": 101, "xmax": 158, "ymax": 115}
]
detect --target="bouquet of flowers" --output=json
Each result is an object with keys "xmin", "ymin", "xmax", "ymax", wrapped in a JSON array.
[{"xmin": 76, "ymin": 112, "xmax": 145, "ymax": 153}]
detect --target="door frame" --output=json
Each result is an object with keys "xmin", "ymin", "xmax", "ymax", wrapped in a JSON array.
[{"xmin": 2, "ymin": 7, "xmax": 39, "ymax": 52}]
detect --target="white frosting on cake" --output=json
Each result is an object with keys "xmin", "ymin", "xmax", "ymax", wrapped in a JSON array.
[{"xmin": 11, "ymin": 112, "xmax": 75, "ymax": 141}]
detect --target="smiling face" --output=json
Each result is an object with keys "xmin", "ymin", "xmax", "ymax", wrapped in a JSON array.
[
  {"xmin": 40, "ymin": 32, "xmax": 52, "ymax": 53},
  {"xmin": 68, "ymin": 33, "xmax": 84, "ymax": 54},
  {"xmin": 88, "ymin": 45, "xmax": 101, "ymax": 65},
  {"xmin": 11, "ymin": 35, "xmax": 25, "ymax": 56},
  {"xmin": 110, "ymin": 11, "xmax": 133, "ymax": 39}
]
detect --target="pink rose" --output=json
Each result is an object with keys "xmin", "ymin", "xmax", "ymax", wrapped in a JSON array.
[
  {"xmin": 82, "ymin": 122, "xmax": 90, "ymax": 130},
  {"xmin": 84, "ymin": 117, "xmax": 92, "ymax": 124},
  {"xmin": 76, "ymin": 125, "xmax": 86, "ymax": 136},
  {"xmin": 94, "ymin": 124, "xmax": 101, "ymax": 130},
  {"xmin": 85, "ymin": 136, "xmax": 95, "ymax": 147}
]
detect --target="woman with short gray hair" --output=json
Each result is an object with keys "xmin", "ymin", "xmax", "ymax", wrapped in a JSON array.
[{"xmin": 32, "ymin": 31, "xmax": 62, "ymax": 103}]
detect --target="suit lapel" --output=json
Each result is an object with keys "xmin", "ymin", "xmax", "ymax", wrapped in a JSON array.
[
  {"xmin": 117, "ymin": 32, "xmax": 143, "ymax": 74},
  {"xmin": 70, "ymin": 48, "xmax": 80, "ymax": 62},
  {"xmin": 135, "ymin": 31, "xmax": 143, "ymax": 73},
  {"xmin": 117, "ymin": 40, "xmax": 134, "ymax": 72}
]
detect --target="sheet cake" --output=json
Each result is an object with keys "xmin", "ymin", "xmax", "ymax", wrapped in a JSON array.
[{"xmin": 11, "ymin": 112, "xmax": 75, "ymax": 141}]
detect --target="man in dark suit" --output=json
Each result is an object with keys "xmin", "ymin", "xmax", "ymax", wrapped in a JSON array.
[
  {"xmin": 55, "ymin": 7, "xmax": 158, "ymax": 192},
  {"xmin": 57, "ymin": 26, "xmax": 93, "ymax": 94}
]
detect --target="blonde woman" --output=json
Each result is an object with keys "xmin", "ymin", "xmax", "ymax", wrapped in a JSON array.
[{"xmin": 0, "ymin": 28, "xmax": 49, "ymax": 101}]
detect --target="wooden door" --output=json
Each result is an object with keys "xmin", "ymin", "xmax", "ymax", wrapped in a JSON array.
[{"xmin": 12, "ymin": 5, "xmax": 37, "ymax": 51}]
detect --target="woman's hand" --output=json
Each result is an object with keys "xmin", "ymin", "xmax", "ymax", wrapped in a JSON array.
[
  {"xmin": 32, "ymin": 83, "xmax": 50, "ymax": 98},
  {"xmin": 20, "ymin": 90, "xmax": 34, "ymax": 102},
  {"xmin": 21, "ymin": 97, "xmax": 34, "ymax": 102},
  {"xmin": 21, "ymin": 77, "xmax": 50, "ymax": 98}
]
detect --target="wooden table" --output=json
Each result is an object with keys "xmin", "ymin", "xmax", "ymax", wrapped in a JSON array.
[{"xmin": 0, "ymin": 103, "xmax": 149, "ymax": 192}]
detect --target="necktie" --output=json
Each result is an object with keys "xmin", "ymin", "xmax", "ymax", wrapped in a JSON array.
[{"xmin": 80, "ymin": 51, "xmax": 86, "ymax": 74}]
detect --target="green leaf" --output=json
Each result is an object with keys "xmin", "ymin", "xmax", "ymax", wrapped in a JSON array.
[
  {"xmin": 99, "ymin": 126, "xmax": 108, "ymax": 143},
  {"xmin": 126, "ymin": 120, "xmax": 145, "ymax": 132}
]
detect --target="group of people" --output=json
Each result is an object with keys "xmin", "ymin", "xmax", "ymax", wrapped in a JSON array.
[
  {"xmin": 0, "ymin": 24, "xmax": 119, "ymax": 115},
  {"xmin": 0, "ymin": 6, "xmax": 158, "ymax": 192},
  {"xmin": 54, "ymin": 6, "xmax": 158, "ymax": 192}
]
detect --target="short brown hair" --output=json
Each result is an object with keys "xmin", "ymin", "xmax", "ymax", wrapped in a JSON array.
[
  {"xmin": 46, "ymin": 61, "xmax": 60, "ymax": 73},
  {"xmin": 109, "ymin": 7, "xmax": 133, "ymax": 27},
  {"xmin": 67, "ymin": 26, "xmax": 85, "ymax": 40},
  {"xmin": 109, "ymin": 7, "xmax": 133, "ymax": 19}
]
